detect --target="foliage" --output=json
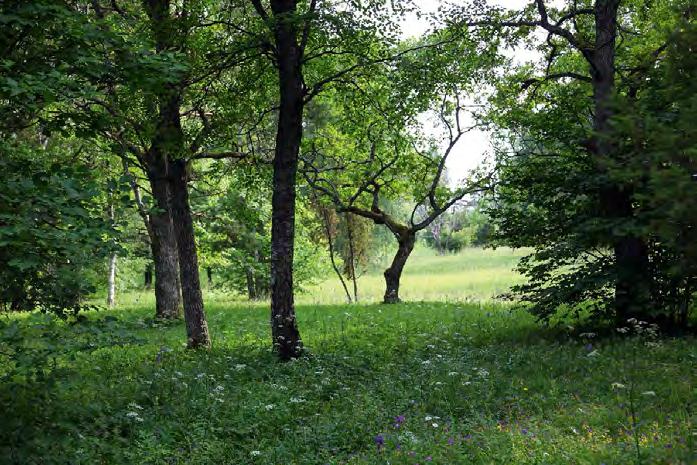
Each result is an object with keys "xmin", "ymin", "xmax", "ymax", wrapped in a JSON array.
[
  {"xmin": 0, "ymin": 141, "xmax": 116, "ymax": 315},
  {"xmin": 193, "ymin": 164, "xmax": 328, "ymax": 298},
  {"xmin": 424, "ymin": 203, "xmax": 494, "ymax": 254},
  {"xmin": 484, "ymin": 1, "xmax": 697, "ymax": 325}
]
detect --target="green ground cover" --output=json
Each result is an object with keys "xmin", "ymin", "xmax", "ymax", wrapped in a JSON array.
[{"xmin": 1, "ymin": 249, "xmax": 695, "ymax": 464}]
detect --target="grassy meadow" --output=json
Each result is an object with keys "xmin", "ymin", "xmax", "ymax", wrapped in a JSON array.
[
  {"xmin": 1, "ymin": 248, "xmax": 696, "ymax": 464},
  {"xmin": 303, "ymin": 247, "xmax": 528, "ymax": 304}
]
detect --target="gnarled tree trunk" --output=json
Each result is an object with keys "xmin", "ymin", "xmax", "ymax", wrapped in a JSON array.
[
  {"xmin": 169, "ymin": 158, "xmax": 211, "ymax": 349},
  {"xmin": 383, "ymin": 232, "xmax": 416, "ymax": 304}
]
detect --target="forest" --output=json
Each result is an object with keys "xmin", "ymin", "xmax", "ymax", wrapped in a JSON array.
[{"xmin": 1, "ymin": 0, "xmax": 696, "ymax": 463}]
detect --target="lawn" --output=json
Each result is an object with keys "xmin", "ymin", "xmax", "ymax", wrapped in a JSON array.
[{"xmin": 1, "ymin": 248, "xmax": 695, "ymax": 464}]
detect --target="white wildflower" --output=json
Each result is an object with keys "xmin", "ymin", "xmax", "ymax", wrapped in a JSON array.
[
  {"xmin": 611, "ymin": 382, "xmax": 626, "ymax": 390},
  {"xmin": 432, "ymin": 423, "xmax": 439, "ymax": 428},
  {"xmin": 289, "ymin": 397, "xmax": 306, "ymax": 403},
  {"xmin": 250, "ymin": 450, "xmax": 262, "ymax": 457},
  {"xmin": 264, "ymin": 404, "xmax": 275, "ymax": 411}
]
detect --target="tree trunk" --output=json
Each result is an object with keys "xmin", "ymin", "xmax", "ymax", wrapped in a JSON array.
[
  {"xmin": 383, "ymin": 232, "xmax": 416, "ymax": 304},
  {"xmin": 106, "ymin": 203, "xmax": 117, "ymax": 308},
  {"xmin": 246, "ymin": 266, "xmax": 257, "ymax": 300},
  {"xmin": 346, "ymin": 213, "xmax": 359, "ymax": 303},
  {"xmin": 144, "ymin": 263, "xmax": 153, "ymax": 289},
  {"xmin": 107, "ymin": 252, "xmax": 117, "ymax": 308},
  {"xmin": 148, "ymin": 170, "xmax": 183, "ymax": 320},
  {"xmin": 169, "ymin": 158, "xmax": 211, "ymax": 349},
  {"xmin": 269, "ymin": 0, "xmax": 304, "ymax": 360},
  {"xmin": 592, "ymin": 0, "xmax": 651, "ymax": 322},
  {"xmin": 320, "ymin": 206, "xmax": 352, "ymax": 303}
]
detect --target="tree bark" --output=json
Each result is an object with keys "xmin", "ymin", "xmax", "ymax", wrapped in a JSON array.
[
  {"xmin": 107, "ymin": 252, "xmax": 117, "ymax": 308},
  {"xmin": 148, "ymin": 169, "xmax": 183, "ymax": 320},
  {"xmin": 346, "ymin": 213, "xmax": 359, "ymax": 303},
  {"xmin": 383, "ymin": 233, "xmax": 416, "ymax": 304},
  {"xmin": 246, "ymin": 266, "xmax": 257, "ymax": 300},
  {"xmin": 144, "ymin": 263, "xmax": 153, "ymax": 289},
  {"xmin": 169, "ymin": 158, "xmax": 211, "ymax": 349},
  {"xmin": 268, "ymin": 0, "xmax": 304, "ymax": 360},
  {"xmin": 106, "ymin": 203, "xmax": 117, "ymax": 308},
  {"xmin": 591, "ymin": 0, "xmax": 651, "ymax": 322}
]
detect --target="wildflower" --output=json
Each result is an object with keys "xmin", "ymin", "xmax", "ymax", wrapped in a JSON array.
[
  {"xmin": 125, "ymin": 412, "xmax": 144, "ymax": 422},
  {"xmin": 447, "ymin": 437, "xmax": 455, "ymax": 446},
  {"xmin": 235, "ymin": 364, "xmax": 247, "ymax": 371},
  {"xmin": 264, "ymin": 404, "xmax": 275, "ymax": 410},
  {"xmin": 394, "ymin": 415, "xmax": 406, "ymax": 428},
  {"xmin": 289, "ymin": 397, "xmax": 306, "ymax": 403},
  {"xmin": 432, "ymin": 423, "xmax": 439, "ymax": 428},
  {"xmin": 425, "ymin": 456, "xmax": 433, "ymax": 461},
  {"xmin": 375, "ymin": 434, "xmax": 384, "ymax": 450},
  {"xmin": 584, "ymin": 343, "xmax": 593, "ymax": 351},
  {"xmin": 250, "ymin": 450, "xmax": 261, "ymax": 457},
  {"xmin": 448, "ymin": 371, "xmax": 458, "ymax": 376},
  {"xmin": 611, "ymin": 382, "xmax": 626, "ymax": 390},
  {"xmin": 128, "ymin": 402, "xmax": 143, "ymax": 410}
]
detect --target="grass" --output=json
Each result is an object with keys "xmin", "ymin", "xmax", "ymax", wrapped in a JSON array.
[
  {"xmin": 302, "ymin": 246, "xmax": 528, "ymax": 304},
  {"xmin": 1, "ymin": 248, "xmax": 695, "ymax": 464}
]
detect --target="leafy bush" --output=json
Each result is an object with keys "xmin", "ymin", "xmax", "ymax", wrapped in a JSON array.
[{"xmin": 0, "ymin": 143, "xmax": 114, "ymax": 315}]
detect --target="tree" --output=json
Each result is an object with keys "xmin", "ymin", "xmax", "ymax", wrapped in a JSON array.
[
  {"xmin": 75, "ymin": 0, "xmax": 267, "ymax": 346},
  {"xmin": 304, "ymin": 98, "xmax": 493, "ymax": 303},
  {"xmin": 474, "ymin": 0, "xmax": 695, "ymax": 325},
  {"xmin": 249, "ymin": 0, "xmax": 419, "ymax": 358}
]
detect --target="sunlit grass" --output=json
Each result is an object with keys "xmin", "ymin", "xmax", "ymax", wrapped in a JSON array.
[{"xmin": 302, "ymin": 246, "xmax": 527, "ymax": 304}]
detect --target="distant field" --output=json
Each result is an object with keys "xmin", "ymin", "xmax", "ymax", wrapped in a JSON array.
[{"xmin": 302, "ymin": 246, "xmax": 528, "ymax": 304}]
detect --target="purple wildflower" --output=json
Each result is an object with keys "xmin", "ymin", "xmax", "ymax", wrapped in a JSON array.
[
  {"xmin": 394, "ymin": 415, "xmax": 406, "ymax": 428},
  {"xmin": 375, "ymin": 434, "xmax": 384, "ymax": 450}
]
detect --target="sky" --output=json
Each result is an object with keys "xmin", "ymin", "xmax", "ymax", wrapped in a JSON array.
[{"xmin": 400, "ymin": 0, "xmax": 541, "ymax": 186}]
